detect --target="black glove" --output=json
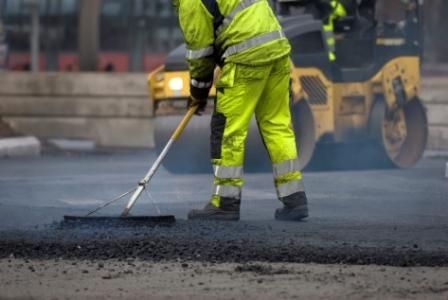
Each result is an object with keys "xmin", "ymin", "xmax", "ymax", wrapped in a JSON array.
[
  {"xmin": 189, "ymin": 78, "xmax": 212, "ymax": 115},
  {"xmin": 187, "ymin": 96, "xmax": 207, "ymax": 116}
]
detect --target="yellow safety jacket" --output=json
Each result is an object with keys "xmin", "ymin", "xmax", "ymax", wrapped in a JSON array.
[
  {"xmin": 323, "ymin": 0, "xmax": 347, "ymax": 61},
  {"xmin": 175, "ymin": 0, "xmax": 291, "ymax": 99}
]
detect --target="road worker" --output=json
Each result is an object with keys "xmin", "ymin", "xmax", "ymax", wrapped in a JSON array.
[
  {"xmin": 172, "ymin": 0, "xmax": 309, "ymax": 221},
  {"xmin": 306, "ymin": 0, "xmax": 378, "ymax": 61},
  {"xmin": 305, "ymin": 0, "xmax": 349, "ymax": 61}
]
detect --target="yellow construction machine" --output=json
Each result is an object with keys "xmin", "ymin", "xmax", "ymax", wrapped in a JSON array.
[{"xmin": 147, "ymin": 0, "xmax": 427, "ymax": 173}]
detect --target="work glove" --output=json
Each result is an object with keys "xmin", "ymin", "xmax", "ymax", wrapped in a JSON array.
[
  {"xmin": 189, "ymin": 77, "xmax": 212, "ymax": 115},
  {"xmin": 187, "ymin": 96, "xmax": 207, "ymax": 116}
]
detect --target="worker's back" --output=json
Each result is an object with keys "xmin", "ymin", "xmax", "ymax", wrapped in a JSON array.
[{"xmin": 178, "ymin": 0, "xmax": 291, "ymax": 65}]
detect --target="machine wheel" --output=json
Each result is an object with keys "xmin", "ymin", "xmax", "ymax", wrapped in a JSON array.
[
  {"xmin": 154, "ymin": 99, "xmax": 316, "ymax": 173},
  {"xmin": 368, "ymin": 97, "xmax": 428, "ymax": 168},
  {"xmin": 290, "ymin": 99, "xmax": 316, "ymax": 170},
  {"xmin": 154, "ymin": 114, "xmax": 211, "ymax": 174},
  {"xmin": 154, "ymin": 113, "xmax": 271, "ymax": 174}
]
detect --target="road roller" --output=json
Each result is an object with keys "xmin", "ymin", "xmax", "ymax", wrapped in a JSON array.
[{"xmin": 147, "ymin": 0, "xmax": 427, "ymax": 173}]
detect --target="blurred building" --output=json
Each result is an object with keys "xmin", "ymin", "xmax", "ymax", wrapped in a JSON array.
[
  {"xmin": 0, "ymin": 0, "xmax": 183, "ymax": 72},
  {"xmin": 0, "ymin": 0, "xmax": 446, "ymax": 72},
  {"xmin": 0, "ymin": 17, "xmax": 7, "ymax": 71}
]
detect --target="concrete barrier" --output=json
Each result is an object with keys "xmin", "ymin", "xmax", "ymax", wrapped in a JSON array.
[
  {"xmin": 421, "ymin": 77, "xmax": 448, "ymax": 151},
  {"xmin": 0, "ymin": 72, "xmax": 446, "ymax": 151},
  {"xmin": 0, "ymin": 136, "xmax": 41, "ymax": 157},
  {"xmin": 0, "ymin": 72, "xmax": 153, "ymax": 148}
]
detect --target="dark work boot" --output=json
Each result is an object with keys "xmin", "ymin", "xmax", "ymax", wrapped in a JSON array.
[
  {"xmin": 275, "ymin": 191, "xmax": 309, "ymax": 221},
  {"xmin": 188, "ymin": 197, "xmax": 240, "ymax": 221}
]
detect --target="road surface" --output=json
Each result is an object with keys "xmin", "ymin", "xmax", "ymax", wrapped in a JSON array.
[{"xmin": 0, "ymin": 150, "xmax": 447, "ymax": 299}]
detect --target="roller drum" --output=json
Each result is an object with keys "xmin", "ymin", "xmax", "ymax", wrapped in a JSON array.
[
  {"xmin": 368, "ymin": 97, "xmax": 428, "ymax": 168},
  {"xmin": 155, "ymin": 99, "xmax": 317, "ymax": 173},
  {"xmin": 290, "ymin": 99, "xmax": 316, "ymax": 170},
  {"xmin": 307, "ymin": 97, "xmax": 428, "ymax": 170},
  {"xmin": 154, "ymin": 115, "xmax": 271, "ymax": 173}
]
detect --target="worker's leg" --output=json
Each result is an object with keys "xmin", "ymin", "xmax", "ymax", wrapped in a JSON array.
[
  {"xmin": 255, "ymin": 56, "xmax": 308, "ymax": 220},
  {"xmin": 188, "ymin": 62, "xmax": 269, "ymax": 221}
]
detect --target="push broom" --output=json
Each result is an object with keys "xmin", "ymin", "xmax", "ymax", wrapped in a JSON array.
[{"xmin": 63, "ymin": 104, "xmax": 199, "ymax": 225}]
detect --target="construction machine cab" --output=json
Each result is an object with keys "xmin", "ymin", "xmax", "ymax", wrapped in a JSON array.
[
  {"xmin": 275, "ymin": 0, "xmax": 424, "ymax": 74},
  {"xmin": 337, "ymin": 0, "xmax": 423, "ymax": 82},
  {"xmin": 280, "ymin": 14, "xmax": 331, "ymax": 74}
]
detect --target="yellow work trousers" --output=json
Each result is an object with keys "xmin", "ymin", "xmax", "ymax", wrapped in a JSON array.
[{"xmin": 209, "ymin": 55, "xmax": 304, "ymax": 208}]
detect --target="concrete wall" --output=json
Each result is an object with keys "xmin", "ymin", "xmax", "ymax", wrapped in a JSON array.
[
  {"xmin": 0, "ymin": 72, "xmax": 446, "ymax": 151},
  {"xmin": 0, "ymin": 72, "xmax": 153, "ymax": 148},
  {"xmin": 421, "ymin": 77, "xmax": 448, "ymax": 151}
]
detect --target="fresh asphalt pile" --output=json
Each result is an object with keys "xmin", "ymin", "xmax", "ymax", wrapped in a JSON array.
[{"xmin": 1, "ymin": 219, "xmax": 447, "ymax": 267}]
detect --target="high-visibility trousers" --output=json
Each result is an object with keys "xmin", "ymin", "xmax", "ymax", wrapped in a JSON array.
[{"xmin": 209, "ymin": 55, "xmax": 305, "ymax": 208}]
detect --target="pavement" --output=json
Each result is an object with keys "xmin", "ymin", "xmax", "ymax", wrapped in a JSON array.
[
  {"xmin": 2, "ymin": 259, "xmax": 448, "ymax": 300},
  {"xmin": 1, "ymin": 150, "xmax": 448, "ymax": 299},
  {"xmin": 0, "ymin": 150, "xmax": 447, "ymax": 266}
]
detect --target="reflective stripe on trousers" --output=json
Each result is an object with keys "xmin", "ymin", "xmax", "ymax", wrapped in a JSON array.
[
  {"xmin": 275, "ymin": 179, "xmax": 305, "ymax": 198},
  {"xmin": 213, "ymin": 165, "xmax": 243, "ymax": 179},
  {"xmin": 273, "ymin": 159, "xmax": 304, "ymax": 198},
  {"xmin": 211, "ymin": 165, "xmax": 243, "ymax": 207},
  {"xmin": 212, "ymin": 184, "xmax": 241, "ymax": 198},
  {"xmin": 273, "ymin": 159, "xmax": 301, "ymax": 178}
]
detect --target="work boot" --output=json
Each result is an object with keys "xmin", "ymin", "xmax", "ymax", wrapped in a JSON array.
[
  {"xmin": 188, "ymin": 197, "xmax": 240, "ymax": 221},
  {"xmin": 275, "ymin": 191, "xmax": 309, "ymax": 221}
]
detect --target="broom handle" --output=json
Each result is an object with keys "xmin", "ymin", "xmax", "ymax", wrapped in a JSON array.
[{"xmin": 121, "ymin": 105, "xmax": 198, "ymax": 217}]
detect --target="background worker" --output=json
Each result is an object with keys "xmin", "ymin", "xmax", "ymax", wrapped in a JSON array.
[
  {"xmin": 304, "ymin": 0, "xmax": 350, "ymax": 61},
  {"xmin": 323, "ymin": 0, "xmax": 347, "ymax": 61},
  {"xmin": 172, "ymin": 0, "xmax": 309, "ymax": 221},
  {"xmin": 305, "ymin": 0, "xmax": 376, "ymax": 61}
]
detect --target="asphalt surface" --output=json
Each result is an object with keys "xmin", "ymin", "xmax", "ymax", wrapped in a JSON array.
[{"xmin": 0, "ymin": 150, "xmax": 447, "ymax": 266}]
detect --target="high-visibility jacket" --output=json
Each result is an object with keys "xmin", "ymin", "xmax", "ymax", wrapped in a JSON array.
[{"xmin": 174, "ymin": 0, "xmax": 291, "ymax": 100}]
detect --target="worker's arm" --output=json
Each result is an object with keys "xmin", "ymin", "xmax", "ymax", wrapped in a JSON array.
[
  {"xmin": 178, "ymin": 0, "xmax": 216, "ymax": 101},
  {"xmin": 331, "ymin": 0, "xmax": 348, "ymax": 19}
]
